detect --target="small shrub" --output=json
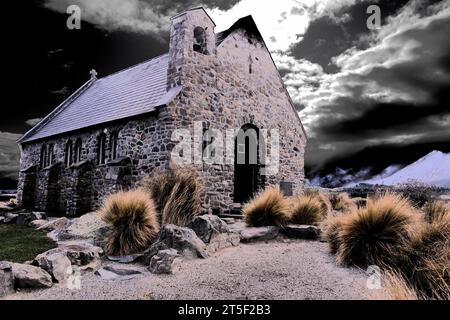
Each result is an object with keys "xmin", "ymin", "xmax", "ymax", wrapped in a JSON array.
[
  {"xmin": 329, "ymin": 193, "xmax": 357, "ymax": 214},
  {"xmin": 395, "ymin": 182, "xmax": 435, "ymax": 207},
  {"xmin": 336, "ymin": 192, "xmax": 421, "ymax": 267},
  {"xmin": 243, "ymin": 186, "xmax": 291, "ymax": 227},
  {"xmin": 139, "ymin": 166, "xmax": 204, "ymax": 226},
  {"xmin": 422, "ymin": 201, "xmax": 450, "ymax": 223},
  {"xmin": 100, "ymin": 189, "xmax": 159, "ymax": 256},
  {"xmin": 290, "ymin": 195, "xmax": 328, "ymax": 225}
]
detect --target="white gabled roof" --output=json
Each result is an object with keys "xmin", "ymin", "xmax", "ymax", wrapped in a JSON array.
[{"xmin": 19, "ymin": 53, "xmax": 173, "ymax": 143}]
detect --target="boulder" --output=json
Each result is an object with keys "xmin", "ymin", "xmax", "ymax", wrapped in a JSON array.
[
  {"xmin": 240, "ymin": 226, "xmax": 280, "ymax": 242},
  {"xmin": 206, "ymin": 232, "xmax": 240, "ymax": 254},
  {"xmin": 16, "ymin": 212, "xmax": 46, "ymax": 226},
  {"xmin": 4, "ymin": 213, "xmax": 18, "ymax": 224},
  {"xmin": 37, "ymin": 241, "xmax": 103, "ymax": 271},
  {"xmin": 48, "ymin": 212, "xmax": 110, "ymax": 245},
  {"xmin": 37, "ymin": 217, "xmax": 71, "ymax": 232},
  {"xmin": 148, "ymin": 249, "xmax": 182, "ymax": 274},
  {"xmin": 144, "ymin": 224, "xmax": 208, "ymax": 263},
  {"xmin": 0, "ymin": 216, "xmax": 5, "ymax": 224},
  {"xmin": 281, "ymin": 225, "xmax": 321, "ymax": 240},
  {"xmin": 0, "ymin": 261, "xmax": 14, "ymax": 297},
  {"xmin": 95, "ymin": 266, "xmax": 142, "ymax": 280},
  {"xmin": 11, "ymin": 263, "xmax": 53, "ymax": 288},
  {"xmin": 33, "ymin": 252, "xmax": 72, "ymax": 283},
  {"xmin": 189, "ymin": 214, "xmax": 229, "ymax": 243},
  {"xmin": 30, "ymin": 219, "xmax": 48, "ymax": 229}
]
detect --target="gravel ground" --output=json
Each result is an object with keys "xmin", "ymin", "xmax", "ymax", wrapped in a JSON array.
[{"xmin": 5, "ymin": 240, "xmax": 387, "ymax": 300}]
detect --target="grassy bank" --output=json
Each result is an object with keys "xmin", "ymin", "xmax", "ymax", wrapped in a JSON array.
[{"xmin": 0, "ymin": 224, "xmax": 57, "ymax": 263}]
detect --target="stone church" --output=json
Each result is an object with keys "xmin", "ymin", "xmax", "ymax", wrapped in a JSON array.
[{"xmin": 16, "ymin": 8, "xmax": 307, "ymax": 217}]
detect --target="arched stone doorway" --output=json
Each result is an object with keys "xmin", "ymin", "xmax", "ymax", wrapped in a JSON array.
[{"xmin": 234, "ymin": 124, "xmax": 265, "ymax": 203}]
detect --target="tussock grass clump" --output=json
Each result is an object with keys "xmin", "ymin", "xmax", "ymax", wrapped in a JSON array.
[
  {"xmin": 100, "ymin": 189, "xmax": 159, "ymax": 256},
  {"xmin": 329, "ymin": 192, "xmax": 357, "ymax": 214},
  {"xmin": 306, "ymin": 190, "xmax": 332, "ymax": 218},
  {"xmin": 402, "ymin": 215, "xmax": 450, "ymax": 299},
  {"xmin": 422, "ymin": 201, "xmax": 450, "ymax": 223},
  {"xmin": 336, "ymin": 193, "xmax": 420, "ymax": 267},
  {"xmin": 139, "ymin": 166, "xmax": 204, "ymax": 226},
  {"xmin": 290, "ymin": 195, "xmax": 328, "ymax": 225},
  {"xmin": 322, "ymin": 217, "xmax": 347, "ymax": 254},
  {"xmin": 243, "ymin": 186, "xmax": 291, "ymax": 227},
  {"xmin": 323, "ymin": 191, "xmax": 450, "ymax": 299}
]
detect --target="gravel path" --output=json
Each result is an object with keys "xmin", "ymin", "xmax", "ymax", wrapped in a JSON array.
[{"xmin": 5, "ymin": 240, "xmax": 387, "ymax": 300}]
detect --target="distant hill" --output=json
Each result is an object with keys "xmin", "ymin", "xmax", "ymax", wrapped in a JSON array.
[{"xmin": 362, "ymin": 150, "xmax": 450, "ymax": 188}]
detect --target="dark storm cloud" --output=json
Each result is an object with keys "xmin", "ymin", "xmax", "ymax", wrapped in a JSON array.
[
  {"xmin": 292, "ymin": 0, "xmax": 450, "ymax": 179},
  {"xmin": 290, "ymin": 0, "xmax": 412, "ymax": 72},
  {"xmin": 43, "ymin": 0, "xmax": 243, "ymax": 36}
]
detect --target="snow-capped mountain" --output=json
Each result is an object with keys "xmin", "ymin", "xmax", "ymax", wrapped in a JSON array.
[{"xmin": 362, "ymin": 150, "xmax": 450, "ymax": 188}]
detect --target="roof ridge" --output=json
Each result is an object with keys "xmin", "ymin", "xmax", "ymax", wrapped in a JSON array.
[
  {"xmin": 99, "ymin": 53, "xmax": 169, "ymax": 80},
  {"xmin": 17, "ymin": 79, "xmax": 96, "ymax": 143}
]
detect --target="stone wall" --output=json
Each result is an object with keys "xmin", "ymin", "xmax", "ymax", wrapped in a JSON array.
[
  {"xmin": 17, "ymin": 111, "xmax": 173, "ymax": 216},
  {"xmin": 164, "ymin": 9, "xmax": 307, "ymax": 213}
]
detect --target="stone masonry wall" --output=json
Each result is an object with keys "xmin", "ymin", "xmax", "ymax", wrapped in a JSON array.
[
  {"xmin": 17, "ymin": 110, "xmax": 173, "ymax": 216},
  {"xmin": 164, "ymin": 10, "xmax": 307, "ymax": 213}
]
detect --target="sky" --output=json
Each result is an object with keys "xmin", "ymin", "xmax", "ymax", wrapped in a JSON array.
[{"xmin": 1, "ymin": 0, "xmax": 449, "ymax": 187}]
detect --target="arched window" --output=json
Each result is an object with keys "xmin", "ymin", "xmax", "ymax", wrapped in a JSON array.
[
  {"xmin": 40, "ymin": 145, "xmax": 47, "ymax": 169},
  {"xmin": 97, "ymin": 133, "xmax": 107, "ymax": 165},
  {"xmin": 47, "ymin": 144, "xmax": 55, "ymax": 167},
  {"xmin": 193, "ymin": 26, "xmax": 207, "ymax": 54},
  {"xmin": 65, "ymin": 140, "xmax": 73, "ymax": 167},
  {"xmin": 74, "ymin": 138, "xmax": 82, "ymax": 163},
  {"xmin": 110, "ymin": 131, "xmax": 119, "ymax": 160}
]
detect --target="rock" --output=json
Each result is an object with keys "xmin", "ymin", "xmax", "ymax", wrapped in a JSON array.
[
  {"xmin": 0, "ymin": 217, "xmax": 5, "ymax": 224},
  {"xmin": 240, "ymin": 226, "xmax": 280, "ymax": 242},
  {"xmin": 281, "ymin": 225, "xmax": 321, "ymax": 240},
  {"xmin": 206, "ymin": 232, "xmax": 240, "ymax": 254},
  {"xmin": 48, "ymin": 212, "xmax": 110, "ymax": 245},
  {"xmin": 107, "ymin": 254, "xmax": 143, "ymax": 264},
  {"xmin": 11, "ymin": 263, "xmax": 53, "ymax": 288},
  {"xmin": 4, "ymin": 213, "xmax": 18, "ymax": 224},
  {"xmin": 33, "ymin": 252, "xmax": 72, "ymax": 283},
  {"xmin": 37, "ymin": 241, "xmax": 103, "ymax": 271},
  {"xmin": 189, "ymin": 214, "xmax": 229, "ymax": 243},
  {"xmin": 0, "ymin": 261, "xmax": 14, "ymax": 297},
  {"xmin": 16, "ymin": 212, "xmax": 46, "ymax": 226},
  {"xmin": 144, "ymin": 224, "xmax": 208, "ymax": 263},
  {"xmin": 37, "ymin": 217, "xmax": 71, "ymax": 232},
  {"xmin": 95, "ymin": 266, "xmax": 142, "ymax": 280},
  {"xmin": 148, "ymin": 249, "xmax": 182, "ymax": 274},
  {"xmin": 30, "ymin": 219, "xmax": 48, "ymax": 229}
]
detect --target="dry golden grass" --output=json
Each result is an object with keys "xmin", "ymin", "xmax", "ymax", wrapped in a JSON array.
[
  {"xmin": 139, "ymin": 166, "xmax": 204, "ymax": 226},
  {"xmin": 243, "ymin": 186, "xmax": 291, "ymax": 227},
  {"xmin": 336, "ymin": 192, "xmax": 421, "ymax": 267},
  {"xmin": 384, "ymin": 271, "xmax": 418, "ymax": 300},
  {"xmin": 100, "ymin": 189, "xmax": 159, "ymax": 256},
  {"xmin": 290, "ymin": 194, "xmax": 328, "ymax": 225},
  {"xmin": 329, "ymin": 192, "xmax": 358, "ymax": 214},
  {"xmin": 402, "ymin": 214, "xmax": 450, "ymax": 300},
  {"xmin": 422, "ymin": 200, "xmax": 450, "ymax": 223},
  {"xmin": 323, "ymin": 191, "xmax": 450, "ymax": 299},
  {"xmin": 306, "ymin": 190, "xmax": 333, "ymax": 218}
]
